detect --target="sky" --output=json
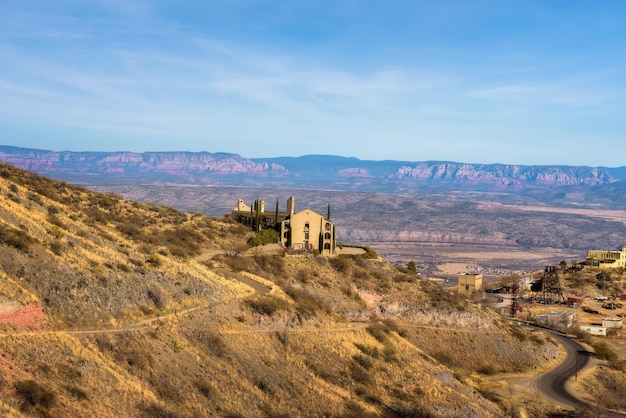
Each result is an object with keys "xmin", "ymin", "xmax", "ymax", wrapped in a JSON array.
[{"xmin": 1, "ymin": 1, "xmax": 625, "ymax": 166}]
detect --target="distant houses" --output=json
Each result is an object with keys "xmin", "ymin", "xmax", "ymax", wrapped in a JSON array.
[{"xmin": 231, "ymin": 196, "xmax": 336, "ymax": 255}]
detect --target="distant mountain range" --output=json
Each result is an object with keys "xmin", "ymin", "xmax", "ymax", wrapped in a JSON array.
[{"xmin": 2, "ymin": 145, "xmax": 626, "ymax": 193}]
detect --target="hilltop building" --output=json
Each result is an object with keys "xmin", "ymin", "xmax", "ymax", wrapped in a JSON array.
[
  {"xmin": 586, "ymin": 246, "xmax": 626, "ymax": 268},
  {"xmin": 458, "ymin": 274, "xmax": 483, "ymax": 294},
  {"xmin": 231, "ymin": 196, "xmax": 336, "ymax": 255},
  {"xmin": 231, "ymin": 198, "xmax": 280, "ymax": 230},
  {"xmin": 280, "ymin": 197, "xmax": 335, "ymax": 255}
]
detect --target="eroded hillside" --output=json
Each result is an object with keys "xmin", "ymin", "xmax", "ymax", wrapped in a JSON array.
[{"xmin": 0, "ymin": 162, "xmax": 567, "ymax": 417}]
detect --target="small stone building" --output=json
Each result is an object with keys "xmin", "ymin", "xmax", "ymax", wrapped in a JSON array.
[
  {"xmin": 536, "ymin": 311, "xmax": 577, "ymax": 329},
  {"xmin": 458, "ymin": 274, "xmax": 483, "ymax": 294},
  {"xmin": 579, "ymin": 324, "xmax": 607, "ymax": 336},
  {"xmin": 602, "ymin": 317, "xmax": 623, "ymax": 329}
]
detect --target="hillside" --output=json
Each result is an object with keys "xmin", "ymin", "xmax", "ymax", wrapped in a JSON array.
[{"xmin": 0, "ymin": 162, "xmax": 595, "ymax": 417}]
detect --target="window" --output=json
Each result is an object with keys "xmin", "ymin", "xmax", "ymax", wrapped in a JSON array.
[
  {"xmin": 324, "ymin": 232, "xmax": 331, "ymax": 239},
  {"xmin": 325, "ymin": 223, "xmax": 331, "ymax": 230}
]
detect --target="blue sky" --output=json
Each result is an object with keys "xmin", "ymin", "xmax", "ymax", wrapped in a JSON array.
[{"xmin": 1, "ymin": 1, "xmax": 625, "ymax": 166}]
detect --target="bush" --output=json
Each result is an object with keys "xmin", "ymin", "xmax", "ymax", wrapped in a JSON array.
[
  {"xmin": 138, "ymin": 401, "xmax": 181, "ymax": 418},
  {"xmin": 0, "ymin": 223, "xmax": 36, "ymax": 253},
  {"xmin": 65, "ymin": 385, "xmax": 89, "ymax": 400},
  {"xmin": 283, "ymin": 284, "xmax": 327, "ymax": 319},
  {"xmin": 194, "ymin": 380, "xmax": 214, "ymax": 398},
  {"xmin": 147, "ymin": 254, "xmax": 163, "ymax": 267},
  {"xmin": 147, "ymin": 287, "xmax": 167, "ymax": 309},
  {"xmin": 248, "ymin": 228, "xmax": 279, "ymax": 247},
  {"xmin": 14, "ymin": 379, "xmax": 57, "ymax": 411},
  {"xmin": 244, "ymin": 295, "xmax": 291, "ymax": 316},
  {"xmin": 592, "ymin": 341, "xmax": 618, "ymax": 363}
]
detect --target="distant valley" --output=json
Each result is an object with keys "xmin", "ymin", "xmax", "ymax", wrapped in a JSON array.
[{"xmin": 3, "ymin": 145, "xmax": 626, "ymax": 277}]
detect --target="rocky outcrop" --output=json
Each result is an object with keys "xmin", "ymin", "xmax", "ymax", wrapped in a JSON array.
[
  {"xmin": 390, "ymin": 163, "xmax": 616, "ymax": 186},
  {"xmin": 0, "ymin": 147, "xmax": 289, "ymax": 177},
  {"xmin": 0, "ymin": 146, "xmax": 620, "ymax": 189}
]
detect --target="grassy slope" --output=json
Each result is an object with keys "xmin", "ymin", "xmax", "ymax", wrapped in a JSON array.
[{"xmin": 0, "ymin": 163, "xmax": 563, "ymax": 417}]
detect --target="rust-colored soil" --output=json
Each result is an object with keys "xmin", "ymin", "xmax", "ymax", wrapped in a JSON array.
[{"xmin": 0, "ymin": 303, "xmax": 46, "ymax": 330}]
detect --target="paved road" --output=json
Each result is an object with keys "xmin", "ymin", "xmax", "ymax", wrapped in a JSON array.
[
  {"xmin": 535, "ymin": 329, "xmax": 591, "ymax": 409},
  {"xmin": 534, "ymin": 327, "xmax": 626, "ymax": 417}
]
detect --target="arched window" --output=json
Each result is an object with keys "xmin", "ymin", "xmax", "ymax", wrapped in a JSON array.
[
  {"xmin": 325, "ymin": 222, "xmax": 331, "ymax": 230},
  {"xmin": 324, "ymin": 232, "xmax": 331, "ymax": 239}
]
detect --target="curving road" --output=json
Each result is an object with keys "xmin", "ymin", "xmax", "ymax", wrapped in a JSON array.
[
  {"xmin": 533, "ymin": 327, "xmax": 626, "ymax": 417},
  {"xmin": 535, "ymin": 329, "xmax": 591, "ymax": 409}
]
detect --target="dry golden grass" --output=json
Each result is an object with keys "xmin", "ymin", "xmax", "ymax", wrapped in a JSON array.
[{"xmin": 0, "ymin": 163, "xmax": 580, "ymax": 416}]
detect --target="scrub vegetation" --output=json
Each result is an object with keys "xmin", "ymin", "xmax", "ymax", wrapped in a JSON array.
[{"xmin": 0, "ymin": 162, "xmax": 606, "ymax": 417}]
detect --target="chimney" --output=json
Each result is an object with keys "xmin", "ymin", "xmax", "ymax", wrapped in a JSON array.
[{"xmin": 287, "ymin": 196, "xmax": 295, "ymax": 216}]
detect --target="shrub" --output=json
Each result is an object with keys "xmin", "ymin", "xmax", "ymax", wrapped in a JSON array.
[
  {"xmin": 283, "ymin": 285, "xmax": 327, "ymax": 319},
  {"xmin": 477, "ymin": 364, "xmax": 497, "ymax": 375},
  {"xmin": 354, "ymin": 343, "xmax": 382, "ymax": 359},
  {"xmin": 330, "ymin": 256, "xmax": 353, "ymax": 273},
  {"xmin": 171, "ymin": 340, "xmax": 183, "ymax": 353},
  {"xmin": 352, "ymin": 354, "xmax": 374, "ymax": 370},
  {"xmin": 248, "ymin": 229, "xmax": 279, "ymax": 247},
  {"xmin": 592, "ymin": 341, "xmax": 618, "ymax": 363},
  {"xmin": 431, "ymin": 351, "xmax": 454, "ymax": 367},
  {"xmin": 0, "ymin": 223, "xmax": 36, "ymax": 253},
  {"xmin": 147, "ymin": 287, "xmax": 167, "ymax": 309},
  {"xmin": 47, "ymin": 205, "xmax": 60, "ymax": 216},
  {"xmin": 244, "ymin": 295, "xmax": 291, "ymax": 316},
  {"xmin": 65, "ymin": 385, "xmax": 89, "ymax": 400},
  {"xmin": 147, "ymin": 254, "xmax": 163, "ymax": 267},
  {"xmin": 14, "ymin": 379, "xmax": 57, "ymax": 411},
  {"xmin": 349, "ymin": 361, "xmax": 372, "ymax": 384},
  {"xmin": 194, "ymin": 380, "xmax": 214, "ymax": 399},
  {"xmin": 50, "ymin": 239, "xmax": 66, "ymax": 255},
  {"xmin": 138, "ymin": 401, "xmax": 181, "ymax": 418}
]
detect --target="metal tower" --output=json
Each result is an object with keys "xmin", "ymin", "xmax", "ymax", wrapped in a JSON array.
[
  {"xmin": 537, "ymin": 265, "xmax": 565, "ymax": 304},
  {"xmin": 510, "ymin": 281, "xmax": 523, "ymax": 317}
]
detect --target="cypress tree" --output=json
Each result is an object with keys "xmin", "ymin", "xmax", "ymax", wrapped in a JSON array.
[
  {"xmin": 275, "ymin": 199, "xmax": 279, "ymax": 225},
  {"xmin": 255, "ymin": 198, "xmax": 261, "ymax": 231}
]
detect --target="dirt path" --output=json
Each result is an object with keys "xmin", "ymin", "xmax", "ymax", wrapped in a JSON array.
[{"xmin": 0, "ymin": 264, "xmax": 272, "ymax": 338}]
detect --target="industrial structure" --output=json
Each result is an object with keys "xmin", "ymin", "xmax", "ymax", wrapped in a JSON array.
[{"xmin": 536, "ymin": 266, "xmax": 565, "ymax": 304}]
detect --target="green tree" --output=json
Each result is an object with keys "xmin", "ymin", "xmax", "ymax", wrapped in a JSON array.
[
  {"xmin": 249, "ymin": 229, "xmax": 279, "ymax": 247},
  {"xmin": 407, "ymin": 261, "xmax": 418, "ymax": 275}
]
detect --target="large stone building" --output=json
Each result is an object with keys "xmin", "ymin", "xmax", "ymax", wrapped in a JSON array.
[
  {"xmin": 586, "ymin": 246, "xmax": 626, "ymax": 268},
  {"xmin": 280, "ymin": 197, "xmax": 335, "ymax": 255},
  {"xmin": 232, "ymin": 196, "xmax": 336, "ymax": 255}
]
